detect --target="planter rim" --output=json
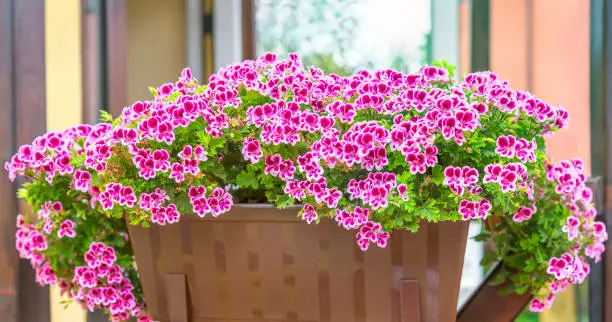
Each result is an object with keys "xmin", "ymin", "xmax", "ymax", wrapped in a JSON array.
[{"xmin": 232, "ymin": 203, "xmax": 302, "ymax": 210}]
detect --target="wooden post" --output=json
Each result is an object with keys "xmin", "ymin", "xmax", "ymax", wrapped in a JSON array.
[
  {"xmin": 590, "ymin": 0, "xmax": 612, "ymax": 320},
  {"xmin": 105, "ymin": 0, "xmax": 127, "ymax": 117},
  {"xmin": 81, "ymin": 0, "xmax": 101, "ymax": 125},
  {"xmin": 241, "ymin": 0, "xmax": 256, "ymax": 60},
  {"xmin": 165, "ymin": 274, "xmax": 188, "ymax": 322},
  {"xmin": 7, "ymin": 0, "xmax": 51, "ymax": 321},
  {"xmin": 0, "ymin": 0, "xmax": 20, "ymax": 320},
  {"xmin": 399, "ymin": 280, "xmax": 421, "ymax": 322}
]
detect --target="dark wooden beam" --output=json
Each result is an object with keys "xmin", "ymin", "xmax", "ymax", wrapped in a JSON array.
[
  {"xmin": 605, "ymin": 0, "xmax": 612, "ymax": 317},
  {"xmin": 13, "ymin": 0, "xmax": 47, "ymax": 146},
  {"xmin": 470, "ymin": 0, "xmax": 490, "ymax": 72},
  {"xmin": 12, "ymin": 0, "xmax": 50, "ymax": 321},
  {"xmin": 203, "ymin": 0, "xmax": 214, "ymax": 80},
  {"xmin": 591, "ymin": 0, "xmax": 606, "ymax": 190},
  {"xmin": 105, "ymin": 0, "xmax": 127, "ymax": 117},
  {"xmin": 0, "ymin": 0, "xmax": 19, "ymax": 320},
  {"xmin": 584, "ymin": 177, "xmax": 604, "ymax": 321},
  {"xmin": 590, "ymin": 0, "xmax": 612, "ymax": 320},
  {"xmin": 241, "ymin": 0, "xmax": 256, "ymax": 60},
  {"xmin": 82, "ymin": 0, "xmax": 101, "ymax": 124}
]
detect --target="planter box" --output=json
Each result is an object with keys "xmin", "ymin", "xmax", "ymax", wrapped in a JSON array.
[
  {"xmin": 128, "ymin": 205, "xmax": 469, "ymax": 322},
  {"xmin": 457, "ymin": 262, "xmax": 533, "ymax": 322}
]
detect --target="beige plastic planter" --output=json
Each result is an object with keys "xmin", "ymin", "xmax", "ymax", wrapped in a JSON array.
[{"xmin": 127, "ymin": 204, "xmax": 469, "ymax": 322}]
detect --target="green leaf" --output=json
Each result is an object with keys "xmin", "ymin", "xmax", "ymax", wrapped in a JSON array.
[
  {"xmin": 203, "ymin": 162, "xmax": 228, "ymax": 181},
  {"xmin": 208, "ymin": 138, "xmax": 226, "ymax": 154},
  {"xmin": 524, "ymin": 259, "xmax": 537, "ymax": 272},
  {"xmin": 398, "ymin": 171, "xmax": 413, "ymax": 183},
  {"xmin": 195, "ymin": 85, "xmax": 207, "ymax": 94},
  {"xmin": 505, "ymin": 253, "xmax": 528, "ymax": 268},
  {"xmin": 492, "ymin": 232, "xmax": 511, "ymax": 245},
  {"xmin": 148, "ymin": 86, "xmax": 159, "ymax": 97},
  {"xmin": 473, "ymin": 230, "xmax": 491, "ymax": 242},
  {"xmin": 240, "ymin": 89, "xmax": 276, "ymax": 108},
  {"xmin": 480, "ymin": 249, "xmax": 499, "ymax": 266},
  {"xmin": 432, "ymin": 59, "xmax": 456, "ymax": 78},
  {"xmin": 388, "ymin": 153, "xmax": 406, "ymax": 171},
  {"xmin": 112, "ymin": 118, "xmax": 122, "ymax": 128},
  {"xmin": 401, "ymin": 197, "xmax": 417, "ymax": 213},
  {"xmin": 196, "ymin": 131, "xmax": 210, "ymax": 146},
  {"xmin": 99, "ymin": 110, "xmax": 113, "ymax": 122},
  {"xmin": 69, "ymin": 150, "xmax": 85, "ymax": 167},
  {"xmin": 60, "ymin": 299, "xmax": 73, "ymax": 310},
  {"xmin": 431, "ymin": 166, "xmax": 444, "ymax": 185},
  {"xmin": 17, "ymin": 188, "xmax": 28, "ymax": 199},
  {"xmin": 514, "ymin": 284, "xmax": 529, "ymax": 295},
  {"xmin": 236, "ymin": 171, "xmax": 259, "ymax": 189},
  {"xmin": 403, "ymin": 220, "xmax": 420, "ymax": 232},
  {"xmin": 415, "ymin": 199, "xmax": 439, "ymax": 221},
  {"xmin": 274, "ymin": 194, "xmax": 295, "ymax": 209},
  {"xmin": 91, "ymin": 172, "xmax": 102, "ymax": 187},
  {"xmin": 167, "ymin": 91, "xmax": 182, "ymax": 102},
  {"xmin": 535, "ymin": 249, "xmax": 545, "ymax": 263},
  {"xmin": 488, "ymin": 270, "xmax": 507, "ymax": 286},
  {"xmin": 497, "ymin": 284, "xmax": 516, "ymax": 295}
]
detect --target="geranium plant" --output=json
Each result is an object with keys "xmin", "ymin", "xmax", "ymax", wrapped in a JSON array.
[{"xmin": 5, "ymin": 53, "xmax": 606, "ymax": 321}]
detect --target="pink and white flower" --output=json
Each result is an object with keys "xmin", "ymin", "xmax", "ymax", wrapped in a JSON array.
[{"xmin": 57, "ymin": 220, "xmax": 76, "ymax": 238}]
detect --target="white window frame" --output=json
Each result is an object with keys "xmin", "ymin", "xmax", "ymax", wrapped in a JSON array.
[{"xmin": 212, "ymin": 0, "xmax": 243, "ymax": 71}]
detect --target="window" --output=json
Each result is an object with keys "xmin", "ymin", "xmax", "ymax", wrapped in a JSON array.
[{"xmin": 255, "ymin": 0, "xmax": 431, "ymax": 75}]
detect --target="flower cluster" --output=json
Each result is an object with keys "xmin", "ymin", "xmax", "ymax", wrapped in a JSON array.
[
  {"xmin": 16, "ymin": 215, "xmax": 54, "ymax": 285},
  {"xmin": 458, "ymin": 199, "xmax": 492, "ymax": 220},
  {"xmin": 7, "ymin": 125, "xmax": 151, "ymax": 321},
  {"xmin": 496, "ymin": 135, "xmax": 537, "ymax": 163},
  {"xmin": 99, "ymin": 183, "xmax": 137, "ymax": 210},
  {"xmin": 264, "ymin": 154, "xmax": 296, "ymax": 180},
  {"xmin": 188, "ymin": 186, "xmax": 233, "ymax": 217},
  {"xmin": 70, "ymin": 242, "xmax": 147, "ymax": 321},
  {"xmin": 483, "ymin": 163, "xmax": 528, "ymax": 193},
  {"xmin": 526, "ymin": 159, "xmax": 607, "ymax": 311},
  {"xmin": 443, "ymin": 166, "xmax": 479, "ymax": 195},
  {"xmin": 5, "ymin": 53, "xmax": 604, "ymax": 317},
  {"xmin": 138, "ymin": 188, "xmax": 170, "ymax": 211},
  {"xmin": 356, "ymin": 221, "xmax": 390, "ymax": 251},
  {"xmin": 348, "ymin": 172, "xmax": 397, "ymax": 209}
]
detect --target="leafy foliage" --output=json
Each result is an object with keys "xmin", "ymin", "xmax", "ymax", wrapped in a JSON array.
[{"xmin": 5, "ymin": 53, "xmax": 604, "ymax": 319}]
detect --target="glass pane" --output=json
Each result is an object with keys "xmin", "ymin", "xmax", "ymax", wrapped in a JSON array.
[
  {"xmin": 255, "ymin": 0, "xmax": 431, "ymax": 74},
  {"xmin": 457, "ymin": 222, "xmax": 485, "ymax": 309}
]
